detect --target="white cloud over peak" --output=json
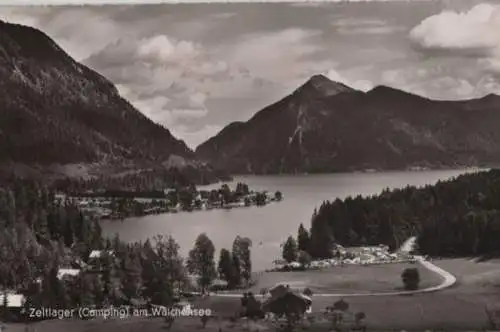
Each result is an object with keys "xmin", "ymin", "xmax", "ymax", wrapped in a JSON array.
[
  {"xmin": 225, "ymin": 28, "xmax": 329, "ymax": 83},
  {"xmin": 325, "ymin": 68, "xmax": 374, "ymax": 91}
]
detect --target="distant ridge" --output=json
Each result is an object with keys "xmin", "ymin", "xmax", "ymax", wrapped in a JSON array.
[{"xmin": 196, "ymin": 74, "xmax": 500, "ymax": 174}]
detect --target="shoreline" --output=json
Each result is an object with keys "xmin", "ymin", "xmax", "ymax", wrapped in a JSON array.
[{"xmin": 216, "ymin": 166, "xmax": 488, "ymax": 178}]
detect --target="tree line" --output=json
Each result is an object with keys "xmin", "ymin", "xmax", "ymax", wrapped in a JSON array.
[
  {"xmin": 49, "ymin": 166, "xmax": 225, "ymax": 193},
  {"xmin": 293, "ymin": 169, "xmax": 500, "ymax": 259},
  {"xmin": 56, "ymin": 182, "xmax": 280, "ymax": 220},
  {"xmin": 0, "ymin": 178, "xmax": 252, "ymax": 322}
]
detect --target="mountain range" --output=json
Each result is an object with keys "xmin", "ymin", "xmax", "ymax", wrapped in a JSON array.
[
  {"xmin": 0, "ymin": 20, "xmax": 228, "ymax": 186},
  {"xmin": 3, "ymin": 19, "xmax": 500, "ymax": 183},
  {"xmin": 196, "ymin": 74, "xmax": 500, "ymax": 174}
]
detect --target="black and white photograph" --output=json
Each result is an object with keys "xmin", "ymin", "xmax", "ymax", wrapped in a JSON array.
[{"xmin": 0, "ymin": 0, "xmax": 500, "ymax": 331}]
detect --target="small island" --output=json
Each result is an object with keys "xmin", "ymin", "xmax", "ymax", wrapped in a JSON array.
[{"xmin": 55, "ymin": 182, "xmax": 284, "ymax": 220}]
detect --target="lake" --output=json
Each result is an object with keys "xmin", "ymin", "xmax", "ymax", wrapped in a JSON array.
[{"xmin": 100, "ymin": 169, "xmax": 481, "ymax": 271}]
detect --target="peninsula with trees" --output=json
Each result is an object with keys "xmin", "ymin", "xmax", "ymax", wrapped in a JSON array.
[{"xmin": 55, "ymin": 182, "xmax": 283, "ymax": 220}]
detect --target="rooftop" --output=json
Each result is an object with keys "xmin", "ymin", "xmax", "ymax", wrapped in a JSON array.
[
  {"xmin": 89, "ymin": 250, "xmax": 114, "ymax": 258},
  {"xmin": 57, "ymin": 268, "xmax": 81, "ymax": 279},
  {"xmin": 0, "ymin": 293, "xmax": 25, "ymax": 308}
]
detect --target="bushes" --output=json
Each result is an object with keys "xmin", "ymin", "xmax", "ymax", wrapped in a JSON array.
[
  {"xmin": 401, "ymin": 267, "xmax": 420, "ymax": 290},
  {"xmin": 303, "ymin": 287, "xmax": 313, "ymax": 297}
]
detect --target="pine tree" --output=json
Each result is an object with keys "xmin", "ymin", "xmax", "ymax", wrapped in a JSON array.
[
  {"xmin": 187, "ymin": 233, "xmax": 217, "ymax": 292},
  {"xmin": 297, "ymin": 223, "xmax": 310, "ymax": 252},
  {"xmin": 121, "ymin": 252, "xmax": 142, "ymax": 301},
  {"xmin": 282, "ymin": 236, "xmax": 298, "ymax": 263},
  {"xmin": 218, "ymin": 249, "xmax": 238, "ymax": 289},
  {"xmin": 232, "ymin": 236, "xmax": 252, "ymax": 287},
  {"xmin": 309, "ymin": 215, "xmax": 334, "ymax": 259}
]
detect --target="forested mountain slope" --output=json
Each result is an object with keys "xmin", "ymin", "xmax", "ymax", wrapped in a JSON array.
[
  {"xmin": 197, "ymin": 75, "xmax": 500, "ymax": 174},
  {"xmin": 0, "ymin": 20, "xmax": 227, "ymax": 187},
  {"xmin": 304, "ymin": 169, "xmax": 500, "ymax": 258}
]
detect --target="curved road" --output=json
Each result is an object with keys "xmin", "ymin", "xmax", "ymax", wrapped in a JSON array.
[{"xmin": 212, "ymin": 256, "xmax": 457, "ymax": 298}]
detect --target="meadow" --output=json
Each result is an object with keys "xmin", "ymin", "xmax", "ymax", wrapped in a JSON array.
[
  {"xmin": 6, "ymin": 259, "xmax": 500, "ymax": 332},
  {"xmin": 246, "ymin": 262, "xmax": 443, "ymax": 294}
]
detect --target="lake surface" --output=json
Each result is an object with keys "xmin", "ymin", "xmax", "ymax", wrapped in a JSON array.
[{"xmin": 100, "ymin": 169, "xmax": 482, "ymax": 271}]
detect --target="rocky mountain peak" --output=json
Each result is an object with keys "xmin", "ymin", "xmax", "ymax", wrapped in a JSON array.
[{"xmin": 296, "ymin": 74, "xmax": 355, "ymax": 98}]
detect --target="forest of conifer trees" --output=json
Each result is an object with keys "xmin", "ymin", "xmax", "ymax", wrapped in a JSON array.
[
  {"xmin": 4, "ymin": 169, "xmax": 500, "ymax": 323},
  {"xmin": 0, "ymin": 178, "xmax": 252, "ymax": 323},
  {"xmin": 302, "ymin": 169, "xmax": 500, "ymax": 259}
]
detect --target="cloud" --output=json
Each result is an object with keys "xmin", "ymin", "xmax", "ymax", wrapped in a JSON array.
[
  {"xmin": 210, "ymin": 12, "xmax": 236, "ymax": 19},
  {"xmin": 137, "ymin": 35, "xmax": 200, "ymax": 62},
  {"xmin": 128, "ymin": 95, "xmax": 208, "ymax": 125},
  {"xmin": 189, "ymin": 92, "xmax": 207, "ymax": 107},
  {"xmin": 0, "ymin": 7, "xmax": 122, "ymax": 61},
  {"xmin": 0, "ymin": 7, "xmax": 269, "ymax": 147},
  {"xmin": 86, "ymin": 30, "xmax": 264, "ymax": 146},
  {"xmin": 334, "ymin": 18, "xmax": 389, "ymax": 27},
  {"xmin": 325, "ymin": 68, "xmax": 374, "ymax": 91},
  {"xmin": 45, "ymin": 9, "xmax": 123, "ymax": 61},
  {"xmin": 409, "ymin": 3, "xmax": 500, "ymax": 80},
  {"xmin": 0, "ymin": 7, "xmax": 42, "ymax": 27},
  {"xmin": 116, "ymin": 83, "xmax": 208, "ymax": 124},
  {"xmin": 171, "ymin": 109, "xmax": 209, "ymax": 120},
  {"xmin": 332, "ymin": 17, "xmax": 406, "ymax": 35},
  {"xmin": 86, "ymin": 33, "xmax": 235, "ymax": 97},
  {"xmin": 86, "ymin": 35, "xmax": 201, "ymax": 68},
  {"xmin": 339, "ymin": 25, "xmax": 403, "ymax": 35},
  {"xmin": 225, "ymin": 28, "xmax": 327, "ymax": 82},
  {"xmin": 410, "ymin": 4, "xmax": 500, "ymax": 62},
  {"xmin": 5, "ymin": 2, "xmax": 490, "ymax": 149},
  {"xmin": 129, "ymin": 96, "xmax": 171, "ymax": 123},
  {"xmin": 380, "ymin": 65, "xmax": 499, "ymax": 100}
]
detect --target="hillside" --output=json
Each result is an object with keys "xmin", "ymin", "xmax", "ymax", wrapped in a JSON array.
[
  {"xmin": 0, "ymin": 20, "xmax": 227, "ymax": 186},
  {"xmin": 196, "ymin": 74, "xmax": 500, "ymax": 174},
  {"xmin": 303, "ymin": 169, "xmax": 500, "ymax": 259}
]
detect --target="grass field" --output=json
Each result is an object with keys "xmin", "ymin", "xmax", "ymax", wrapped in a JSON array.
[
  {"xmin": 245, "ymin": 262, "xmax": 443, "ymax": 294},
  {"xmin": 5, "ymin": 259, "xmax": 500, "ymax": 331}
]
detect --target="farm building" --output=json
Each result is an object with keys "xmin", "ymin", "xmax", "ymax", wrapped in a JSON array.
[{"xmin": 262, "ymin": 285, "xmax": 312, "ymax": 317}]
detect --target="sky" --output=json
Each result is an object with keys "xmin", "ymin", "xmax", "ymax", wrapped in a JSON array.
[{"xmin": 1, "ymin": 0, "xmax": 500, "ymax": 149}]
